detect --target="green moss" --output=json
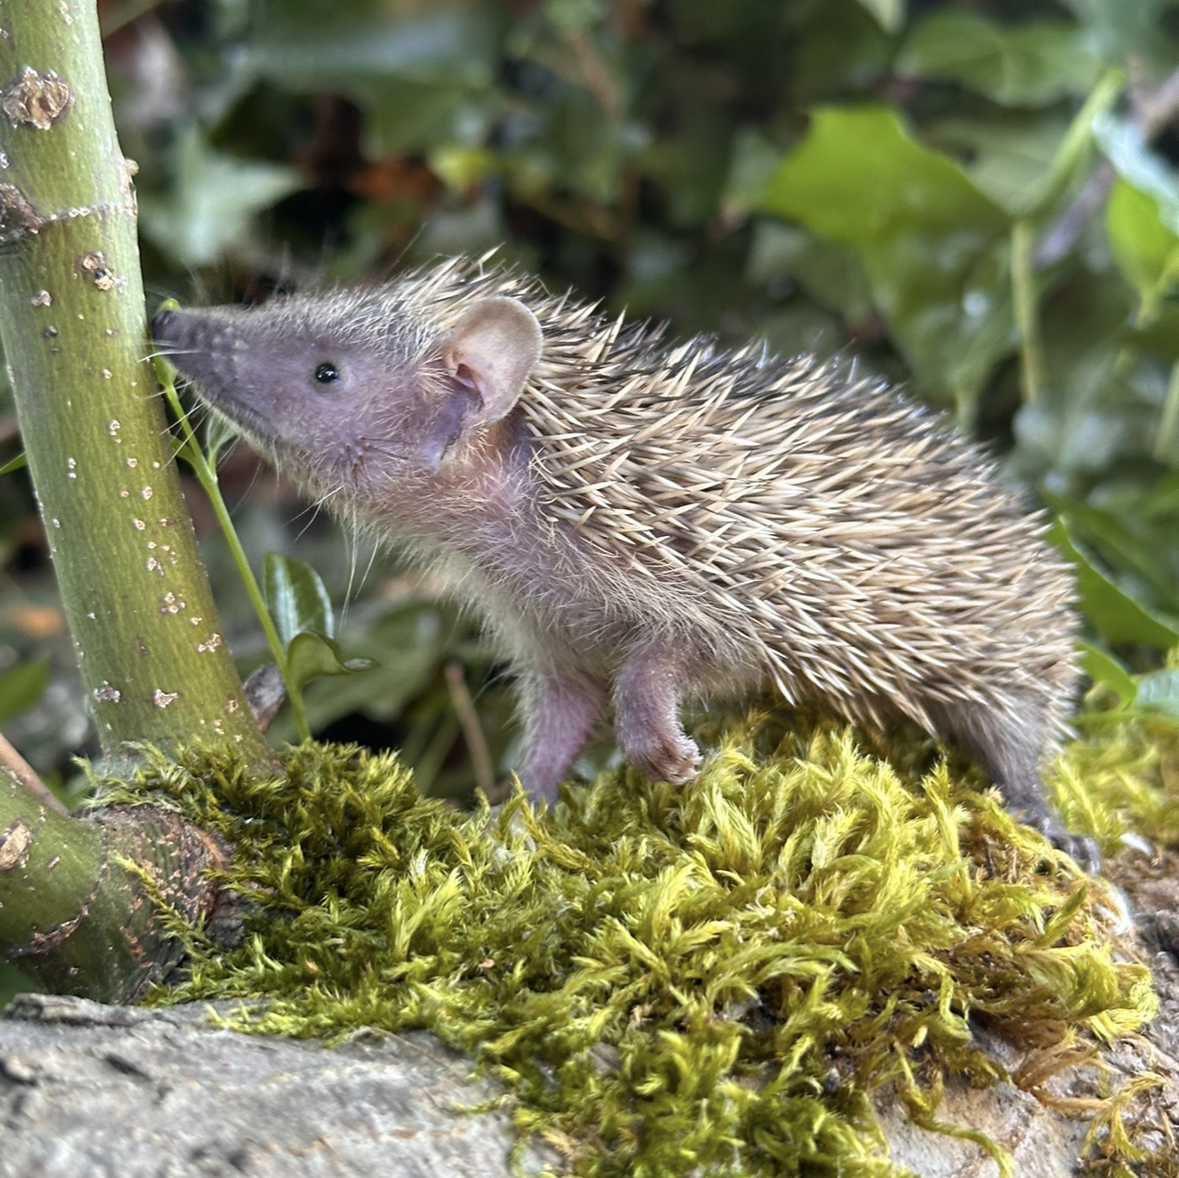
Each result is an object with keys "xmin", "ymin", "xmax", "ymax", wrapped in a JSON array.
[
  {"xmin": 1052, "ymin": 723, "xmax": 1179, "ymax": 852},
  {"xmin": 93, "ymin": 718, "xmax": 1164, "ymax": 1178}
]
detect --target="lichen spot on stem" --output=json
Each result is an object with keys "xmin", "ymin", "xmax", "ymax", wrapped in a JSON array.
[
  {"xmin": 76, "ymin": 251, "xmax": 119, "ymax": 292},
  {"xmin": 0, "ymin": 182, "xmax": 39, "ymax": 239},
  {"xmin": 160, "ymin": 592, "xmax": 185, "ymax": 614},
  {"xmin": 0, "ymin": 66, "xmax": 72, "ymax": 129},
  {"xmin": 0, "ymin": 819, "xmax": 33, "ymax": 871}
]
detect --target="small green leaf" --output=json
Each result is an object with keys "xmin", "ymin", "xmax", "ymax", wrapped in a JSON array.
[
  {"xmin": 203, "ymin": 414, "xmax": 241, "ymax": 468},
  {"xmin": 286, "ymin": 632, "xmax": 375, "ymax": 692},
  {"xmin": 1050, "ymin": 519, "xmax": 1179, "ymax": 650},
  {"xmin": 287, "ymin": 601, "xmax": 455, "ymax": 734},
  {"xmin": 264, "ymin": 553, "xmax": 335, "ymax": 647},
  {"xmin": 0, "ymin": 451, "xmax": 26, "ymax": 475},
  {"xmin": 1134, "ymin": 668, "xmax": 1179, "ymax": 718},
  {"xmin": 1077, "ymin": 642, "xmax": 1136, "ymax": 703},
  {"xmin": 0, "ymin": 658, "xmax": 50, "ymax": 725}
]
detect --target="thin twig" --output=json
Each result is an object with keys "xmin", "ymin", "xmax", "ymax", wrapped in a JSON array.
[
  {"xmin": 0, "ymin": 731, "xmax": 67, "ymax": 815},
  {"xmin": 444, "ymin": 662, "xmax": 496, "ymax": 800},
  {"xmin": 1038, "ymin": 63, "xmax": 1179, "ymax": 268},
  {"xmin": 1012, "ymin": 220, "xmax": 1045, "ymax": 404},
  {"xmin": 1035, "ymin": 161, "xmax": 1115, "ymax": 269}
]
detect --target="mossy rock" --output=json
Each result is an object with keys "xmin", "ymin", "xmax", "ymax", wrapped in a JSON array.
[{"xmin": 93, "ymin": 715, "xmax": 1178, "ymax": 1177}]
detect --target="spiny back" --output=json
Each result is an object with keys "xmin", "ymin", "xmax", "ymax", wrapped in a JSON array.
[{"xmin": 382, "ymin": 256, "xmax": 1076, "ymax": 725}]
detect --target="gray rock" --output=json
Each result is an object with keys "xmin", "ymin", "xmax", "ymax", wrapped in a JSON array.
[{"xmin": 0, "ymin": 994, "xmax": 558, "ymax": 1178}]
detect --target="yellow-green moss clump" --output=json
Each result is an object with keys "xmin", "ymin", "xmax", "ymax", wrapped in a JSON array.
[{"xmin": 98, "ymin": 719, "xmax": 1160, "ymax": 1178}]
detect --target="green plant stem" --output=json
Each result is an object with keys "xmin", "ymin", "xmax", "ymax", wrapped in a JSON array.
[
  {"xmin": 1035, "ymin": 68, "xmax": 1124, "ymax": 214},
  {"xmin": 1155, "ymin": 360, "xmax": 1179, "ymax": 465},
  {"xmin": 1011, "ymin": 219, "xmax": 1045, "ymax": 404},
  {"xmin": 0, "ymin": 0, "xmax": 271, "ymax": 770},
  {"xmin": 158, "ymin": 366, "xmax": 311, "ymax": 742}
]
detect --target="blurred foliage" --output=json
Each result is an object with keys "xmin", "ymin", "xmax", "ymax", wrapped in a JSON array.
[{"xmin": 5, "ymin": 0, "xmax": 1179, "ymax": 797}]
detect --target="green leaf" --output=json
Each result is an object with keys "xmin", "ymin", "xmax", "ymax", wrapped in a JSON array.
[
  {"xmin": 0, "ymin": 658, "xmax": 50, "ymax": 725},
  {"xmin": 930, "ymin": 117, "xmax": 1072, "ymax": 216},
  {"xmin": 286, "ymin": 632, "xmax": 375, "ymax": 692},
  {"xmin": 753, "ymin": 106, "xmax": 1012, "ymax": 403},
  {"xmin": 759, "ymin": 106, "xmax": 1006, "ymax": 245},
  {"xmin": 1105, "ymin": 178, "xmax": 1179, "ymax": 317},
  {"xmin": 264, "ymin": 553, "xmax": 335, "ymax": 648},
  {"xmin": 140, "ymin": 124, "xmax": 302, "ymax": 268},
  {"xmin": 1134, "ymin": 668, "xmax": 1179, "ymax": 718},
  {"xmin": 1044, "ymin": 491, "xmax": 1178, "ymax": 607},
  {"xmin": 295, "ymin": 602, "xmax": 459, "ymax": 736},
  {"xmin": 897, "ymin": 12, "xmax": 1099, "ymax": 106},
  {"xmin": 1094, "ymin": 114, "xmax": 1179, "ymax": 234},
  {"xmin": 1133, "ymin": 467, "xmax": 1179, "ymax": 520},
  {"xmin": 1065, "ymin": 0, "xmax": 1176, "ymax": 70},
  {"xmin": 1049, "ymin": 519, "xmax": 1179, "ymax": 649},
  {"xmin": 745, "ymin": 222, "xmax": 876, "ymax": 329},
  {"xmin": 230, "ymin": 1, "xmax": 500, "ymax": 156},
  {"xmin": 853, "ymin": 0, "xmax": 904, "ymax": 34},
  {"xmin": 1077, "ymin": 642, "xmax": 1136, "ymax": 703},
  {"xmin": 0, "ymin": 451, "xmax": 26, "ymax": 475}
]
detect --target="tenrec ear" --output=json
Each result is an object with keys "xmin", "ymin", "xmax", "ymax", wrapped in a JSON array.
[{"xmin": 442, "ymin": 296, "xmax": 543, "ymax": 424}]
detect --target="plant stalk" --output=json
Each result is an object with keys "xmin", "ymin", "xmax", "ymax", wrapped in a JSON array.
[{"xmin": 0, "ymin": 0, "xmax": 271, "ymax": 769}]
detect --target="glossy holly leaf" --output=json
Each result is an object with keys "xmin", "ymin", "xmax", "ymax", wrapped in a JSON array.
[
  {"xmin": 264, "ymin": 553, "xmax": 335, "ymax": 647},
  {"xmin": 897, "ymin": 12, "xmax": 1099, "ymax": 106},
  {"xmin": 0, "ymin": 658, "xmax": 50, "ymax": 725},
  {"xmin": 286, "ymin": 632, "xmax": 375, "ymax": 692}
]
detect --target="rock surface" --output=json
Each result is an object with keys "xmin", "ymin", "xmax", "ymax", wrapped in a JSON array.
[{"xmin": 0, "ymin": 994, "xmax": 558, "ymax": 1178}]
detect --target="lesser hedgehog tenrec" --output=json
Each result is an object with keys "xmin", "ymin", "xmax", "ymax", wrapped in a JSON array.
[{"xmin": 151, "ymin": 256, "xmax": 1089, "ymax": 863}]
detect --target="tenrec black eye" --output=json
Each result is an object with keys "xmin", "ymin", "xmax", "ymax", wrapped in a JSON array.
[{"xmin": 314, "ymin": 362, "xmax": 340, "ymax": 384}]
